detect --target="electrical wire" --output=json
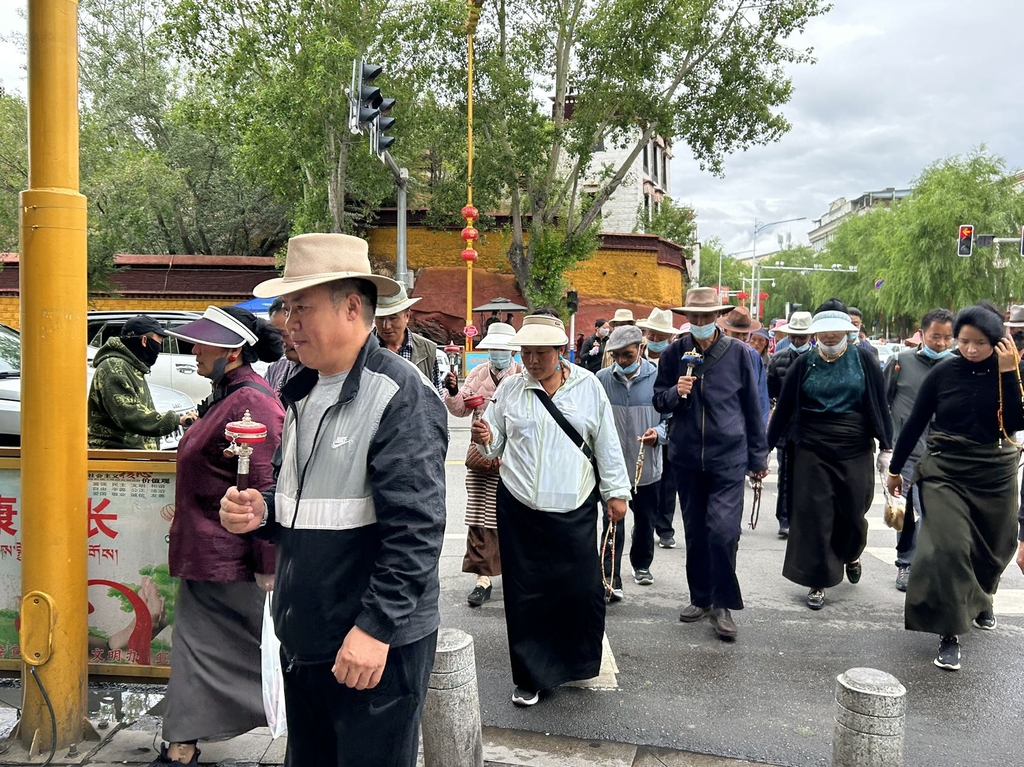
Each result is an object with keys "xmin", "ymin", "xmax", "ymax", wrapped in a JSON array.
[{"xmin": 27, "ymin": 665, "xmax": 57, "ymax": 766}]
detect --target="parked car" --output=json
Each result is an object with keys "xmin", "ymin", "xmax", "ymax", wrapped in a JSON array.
[{"xmin": 0, "ymin": 323, "xmax": 194, "ymax": 450}]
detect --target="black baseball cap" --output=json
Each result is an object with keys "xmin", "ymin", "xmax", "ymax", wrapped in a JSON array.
[{"xmin": 120, "ymin": 315, "xmax": 165, "ymax": 338}]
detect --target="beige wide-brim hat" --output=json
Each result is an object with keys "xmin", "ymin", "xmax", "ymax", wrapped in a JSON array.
[
  {"xmin": 375, "ymin": 284, "xmax": 422, "ymax": 317},
  {"xmin": 636, "ymin": 307, "xmax": 681, "ymax": 335},
  {"xmin": 253, "ymin": 233, "xmax": 402, "ymax": 299},
  {"xmin": 510, "ymin": 315, "xmax": 569, "ymax": 346},
  {"xmin": 780, "ymin": 311, "xmax": 813, "ymax": 334},
  {"xmin": 611, "ymin": 308, "xmax": 635, "ymax": 324},
  {"xmin": 1005, "ymin": 304, "xmax": 1024, "ymax": 328},
  {"xmin": 716, "ymin": 306, "xmax": 762, "ymax": 333},
  {"xmin": 476, "ymin": 322, "xmax": 520, "ymax": 351},
  {"xmin": 672, "ymin": 287, "xmax": 732, "ymax": 315}
]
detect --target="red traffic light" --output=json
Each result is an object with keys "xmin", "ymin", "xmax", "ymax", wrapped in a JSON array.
[
  {"xmin": 957, "ymin": 224, "xmax": 974, "ymax": 257},
  {"xmin": 959, "ymin": 225, "xmax": 973, "ymax": 239}
]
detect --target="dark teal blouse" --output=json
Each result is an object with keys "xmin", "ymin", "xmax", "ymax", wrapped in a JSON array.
[{"xmin": 801, "ymin": 345, "xmax": 865, "ymax": 413}]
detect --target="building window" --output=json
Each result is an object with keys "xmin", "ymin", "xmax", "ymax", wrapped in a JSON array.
[
  {"xmin": 652, "ymin": 146, "xmax": 659, "ymax": 184},
  {"xmin": 661, "ymin": 154, "xmax": 667, "ymax": 189},
  {"xmin": 642, "ymin": 145, "xmax": 649, "ymax": 175},
  {"xmin": 593, "ymin": 136, "xmax": 605, "ymax": 152}
]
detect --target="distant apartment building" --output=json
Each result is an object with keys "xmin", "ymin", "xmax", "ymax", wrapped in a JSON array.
[
  {"xmin": 581, "ymin": 133, "xmax": 673, "ymax": 234},
  {"xmin": 808, "ymin": 187, "xmax": 911, "ymax": 252}
]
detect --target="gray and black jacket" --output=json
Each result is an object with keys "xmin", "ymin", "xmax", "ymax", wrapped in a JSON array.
[
  {"xmin": 259, "ymin": 334, "xmax": 448, "ymax": 663},
  {"xmin": 883, "ymin": 347, "xmax": 944, "ymax": 465},
  {"xmin": 596, "ymin": 359, "xmax": 668, "ymax": 487}
]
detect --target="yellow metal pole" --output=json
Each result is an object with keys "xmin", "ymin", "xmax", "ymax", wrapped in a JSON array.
[
  {"xmin": 464, "ymin": 29, "xmax": 475, "ymax": 356},
  {"xmin": 19, "ymin": 0, "xmax": 89, "ymax": 751}
]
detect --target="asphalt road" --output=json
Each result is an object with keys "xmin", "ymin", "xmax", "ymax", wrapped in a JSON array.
[{"xmin": 438, "ymin": 413, "xmax": 1024, "ymax": 767}]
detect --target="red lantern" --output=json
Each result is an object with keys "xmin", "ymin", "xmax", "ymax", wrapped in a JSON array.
[
  {"xmin": 737, "ymin": 291, "xmax": 749, "ymax": 300},
  {"xmin": 461, "ymin": 248, "xmax": 478, "ymax": 262},
  {"xmin": 759, "ymin": 292, "xmax": 769, "ymax": 301},
  {"xmin": 461, "ymin": 205, "xmax": 479, "ymax": 222},
  {"xmin": 461, "ymin": 226, "xmax": 479, "ymax": 242}
]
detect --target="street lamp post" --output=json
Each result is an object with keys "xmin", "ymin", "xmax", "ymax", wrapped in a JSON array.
[{"xmin": 751, "ymin": 217, "xmax": 806, "ymax": 318}]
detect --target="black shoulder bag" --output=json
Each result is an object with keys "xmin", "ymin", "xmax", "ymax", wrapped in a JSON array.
[{"xmin": 531, "ymin": 387, "xmax": 600, "ymax": 485}]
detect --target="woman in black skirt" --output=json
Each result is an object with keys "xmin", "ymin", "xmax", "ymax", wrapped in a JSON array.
[
  {"xmin": 470, "ymin": 314, "xmax": 631, "ymax": 707},
  {"xmin": 887, "ymin": 303, "xmax": 1024, "ymax": 671},
  {"xmin": 767, "ymin": 299, "xmax": 892, "ymax": 610}
]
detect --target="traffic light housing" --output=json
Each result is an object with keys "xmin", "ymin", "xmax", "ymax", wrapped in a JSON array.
[
  {"xmin": 566, "ymin": 290, "xmax": 579, "ymax": 314},
  {"xmin": 371, "ymin": 100, "xmax": 396, "ymax": 159},
  {"xmin": 957, "ymin": 224, "xmax": 974, "ymax": 257}
]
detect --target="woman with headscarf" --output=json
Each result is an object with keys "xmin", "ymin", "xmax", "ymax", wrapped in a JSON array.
[
  {"xmin": 887, "ymin": 304, "xmax": 1024, "ymax": 672},
  {"xmin": 470, "ymin": 314, "xmax": 631, "ymax": 707},
  {"xmin": 443, "ymin": 323, "xmax": 522, "ymax": 607},
  {"xmin": 767, "ymin": 299, "xmax": 892, "ymax": 611},
  {"xmin": 150, "ymin": 307, "xmax": 285, "ymax": 766}
]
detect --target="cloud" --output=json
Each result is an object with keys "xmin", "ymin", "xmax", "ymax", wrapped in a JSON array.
[{"xmin": 672, "ymin": 0, "xmax": 1024, "ymax": 258}]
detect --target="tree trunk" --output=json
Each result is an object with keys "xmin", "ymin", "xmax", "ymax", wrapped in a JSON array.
[{"xmin": 326, "ymin": 122, "xmax": 349, "ymax": 233}]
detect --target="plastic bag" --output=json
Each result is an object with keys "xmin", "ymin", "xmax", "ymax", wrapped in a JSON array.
[
  {"xmin": 261, "ymin": 592, "xmax": 287, "ymax": 738},
  {"xmin": 884, "ymin": 495, "xmax": 906, "ymax": 532}
]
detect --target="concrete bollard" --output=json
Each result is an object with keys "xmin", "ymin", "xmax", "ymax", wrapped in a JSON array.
[
  {"xmin": 832, "ymin": 667, "xmax": 907, "ymax": 766},
  {"xmin": 421, "ymin": 628, "xmax": 484, "ymax": 767}
]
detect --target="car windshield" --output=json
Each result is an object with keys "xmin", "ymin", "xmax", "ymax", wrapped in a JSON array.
[{"xmin": 0, "ymin": 325, "xmax": 19, "ymax": 374}]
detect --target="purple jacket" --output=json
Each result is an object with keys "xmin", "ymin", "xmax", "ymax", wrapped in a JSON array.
[{"xmin": 169, "ymin": 366, "xmax": 284, "ymax": 582}]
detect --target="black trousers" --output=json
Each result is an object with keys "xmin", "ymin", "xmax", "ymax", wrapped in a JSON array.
[
  {"xmin": 282, "ymin": 630, "xmax": 437, "ymax": 767},
  {"xmin": 654, "ymin": 444, "xmax": 678, "ymax": 538},
  {"xmin": 675, "ymin": 464, "xmax": 746, "ymax": 610},
  {"xmin": 602, "ymin": 481, "xmax": 659, "ymax": 586},
  {"xmin": 894, "ymin": 462, "xmax": 918, "ymax": 567},
  {"xmin": 775, "ymin": 446, "xmax": 790, "ymax": 527}
]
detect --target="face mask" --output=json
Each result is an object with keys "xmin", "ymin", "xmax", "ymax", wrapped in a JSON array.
[
  {"xmin": 489, "ymin": 350, "xmax": 513, "ymax": 370},
  {"xmin": 848, "ymin": 331, "xmax": 859, "ymax": 343},
  {"xmin": 793, "ymin": 342, "xmax": 811, "ymax": 354},
  {"xmin": 689, "ymin": 323, "xmax": 716, "ymax": 340},
  {"xmin": 122, "ymin": 336, "xmax": 160, "ymax": 368},
  {"xmin": 646, "ymin": 339, "xmax": 669, "ymax": 354},
  {"xmin": 614, "ymin": 360, "xmax": 640, "ymax": 376},
  {"xmin": 598, "ymin": 328, "xmax": 610, "ymax": 338},
  {"xmin": 920, "ymin": 345, "xmax": 953, "ymax": 360},
  {"xmin": 819, "ymin": 338, "xmax": 848, "ymax": 356}
]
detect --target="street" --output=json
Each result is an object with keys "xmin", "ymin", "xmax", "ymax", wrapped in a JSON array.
[{"xmin": 440, "ymin": 413, "xmax": 1024, "ymax": 767}]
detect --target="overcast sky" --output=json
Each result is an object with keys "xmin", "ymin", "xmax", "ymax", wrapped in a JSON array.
[{"xmin": 2, "ymin": 1, "xmax": 1022, "ymax": 260}]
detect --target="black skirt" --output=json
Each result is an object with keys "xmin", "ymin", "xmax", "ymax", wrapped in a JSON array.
[
  {"xmin": 783, "ymin": 411, "xmax": 875, "ymax": 589},
  {"xmin": 495, "ymin": 483, "xmax": 605, "ymax": 692}
]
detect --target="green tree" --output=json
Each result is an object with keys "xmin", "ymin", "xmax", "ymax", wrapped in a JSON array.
[
  {"xmin": 637, "ymin": 197, "xmax": 696, "ymax": 248},
  {"xmin": 758, "ymin": 246, "xmax": 817, "ymax": 322},
  {"xmin": 0, "ymin": 92, "xmax": 26, "ymax": 254},
  {"xmin": 697, "ymin": 237, "xmax": 747, "ymax": 297}
]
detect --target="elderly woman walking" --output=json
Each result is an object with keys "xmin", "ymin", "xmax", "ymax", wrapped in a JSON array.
[
  {"xmin": 443, "ymin": 323, "xmax": 522, "ymax": 606},
  {"xmin": 887, "ymin": 304, "xmax": 1024, "ymax": 672},
  {"xmin": 767, "ymin": 299, "xmax": 892, "ymax": 611},
  {"xmin": 471, "ymin": 314, "xmax": 631, "ymax": 708},
  {"xmin": 151, "ymin": 307, "xmax": 285, "ymax": 766}
]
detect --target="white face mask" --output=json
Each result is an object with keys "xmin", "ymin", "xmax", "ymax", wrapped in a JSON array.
[{"xmin": 819, "ymin": 338, "xmax": 848, "ymax": 356}]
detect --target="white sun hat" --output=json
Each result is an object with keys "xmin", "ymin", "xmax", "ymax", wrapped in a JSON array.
[
  {"xmin": 509, "ymin": 315, "xmax": 569, "ymax": 346},
  {"xmin": 476, "ymin": 322, "xmax": 520, "ymax": 351}
]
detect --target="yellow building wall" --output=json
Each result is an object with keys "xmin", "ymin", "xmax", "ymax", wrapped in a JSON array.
[
  {"xmin": 0, "ymin": 297, "xmax": 218, "ymax": 331},
  {"xmin": 368, "ymin": 227, "xmax": 686, "ymax": 306}
]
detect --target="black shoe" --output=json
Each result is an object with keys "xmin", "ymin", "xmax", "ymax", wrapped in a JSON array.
[
  {"xmin": 710, "ymin": 608, "xmax": 738, "ymax": 640},
  {"xmin": 659, "ymin": 536, "xmax": 676, "ymax": 549},
  {"xmin": 679, "ymin": 604, "xmax": 711, "ymax": 622},
  {"xmin": 895, "ymin": 566, "xmax": 910, "ymax": 592},
  {"xmin": 807, "ymin": 589, "xmax": 825, "ymax": 610},
  {"xmin": 633, "ymin": 568, "xmax": 654, "ymax": 586},
  {"xmin": 934, "ymin": 636, "xmax": 961, "ymax": 671},
  {"xmin": 148, "ymin": 745, "xmax": 200, "ymax": 767},
  {"xmin": 467, "ymin": 584, "xmax": 492, "ymax": 607},
  {"xmin": 778, "ymin": 524, "xmax": 789, "ymax": 539},
  {"xmin": 511, "ymin": 686, "xmax": 539, "ymax": 707},
  {"xmin": 846, "ymin": 560, "xmax": 862, "ymax": 584},
  {"xmin": 973, "ymin": 610, "xmax": 997, "ymax": 630}
]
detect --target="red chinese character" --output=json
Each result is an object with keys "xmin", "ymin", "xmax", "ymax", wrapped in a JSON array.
[
  {"xmin": 125, "ymin": 648, "xmax": 139, "ymax": 664},
  {"xmin": 88, "ymin": 498, "xmax": 118, "ymax": 539},
  {"xmin": 0, "ymin": 496, "xmax": 17, "ymax": 536},
  {"xmin": 107, "ymin": 649, "xmax": 122, "ymax": 662},
  {"xmin": 155, "ymin": 651, "xmax": 169, "ymax": 665},
  {"xmin": 11, "ymin": 645, "xmax": 20, "ymax": 658},
  {"xmin": 0, "ymin": 645, "xmax": 7, "ymax": 659},
  {"xmin": 90, "ymin": 648, "xmax": 105, "ymax": 662}
]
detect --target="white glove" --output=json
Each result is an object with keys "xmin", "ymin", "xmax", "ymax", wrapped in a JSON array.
[
  {"xmin": 589, "ymin": 346, "xmax": 600, "ymax": 356},
  {"xmin": 876, "ymin": 450, "xmax": 892, "ymax": 475}
]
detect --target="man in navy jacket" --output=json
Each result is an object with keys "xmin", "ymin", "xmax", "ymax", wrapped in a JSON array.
[{"xmin": 653, "ymin": 288, "xmax": 769, "ymax": 641}]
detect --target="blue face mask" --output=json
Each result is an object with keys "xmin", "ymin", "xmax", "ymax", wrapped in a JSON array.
[
  {"xmin": 920, "ymin": 345, "xmax": 953, "ymax": 360},
  {"xmin": 689, "ymin": 323, "xmax": 717, "ymax": 340},
  {"xmin": 793, "ymin": 342, "xmax": 811, "ymax": 354},
  {"xmin": 848, "ymin": 331, "xmax": 859, "ymax": 343},
  {"xmin": 615, "ymin": 360, "xmax": 640, "ymax": 376},
  {"xmin": 646, "ymin": 339, "xmax": 670, "ymax": 354},
  {"xmin": 488, "ymin": 350, "xmax": 513, "ymax": 370}
]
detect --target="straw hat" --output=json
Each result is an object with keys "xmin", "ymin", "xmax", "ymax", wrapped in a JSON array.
[
  {"xmin": 509, "ymin": 315, "xmax": 569, "ymax": 346},
  {"xmin": 1005, "ymin": 305, "xmax": 1024, "ymax": 328},
  {"xmin": 807, "ymin": 309, "xmax": 857, "ymax": 334},
  {"xmin": 253, "ymin": 233, "xmax": 401, "ymax": 299},
  {"xmin": 636, "ymin": 308, "xmax": 682, "ymax": 335},
  {"xmin": 716, "ymin": 306, "xmax": 762, "ymax": 333},
  {"xmin": 476, "ymin": 322, "xmax": 520, "ymax": 351},
  {"xmin": 610, "ymin": 308, "xmax": 635, "ymax": 325},
  {"xmin": 375, "ymin": 284, "xmax": 421, "ymax": 317},
  {"xmin": 780, "ymin": 311, "xmax": 813, "ymax": 334},
  {"xmin": 672, "ymin": 287, "xmax": 731, "ymax": 315},
  {"xmin": 166, "ymin": 306, "xmax": 259, "ymax": 349}
]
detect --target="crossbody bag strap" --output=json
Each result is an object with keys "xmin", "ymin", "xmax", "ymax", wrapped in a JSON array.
[
  {"xmin": 530, "ymin": 387, "xmax": 600, "ymax": 485},
  {"xmin": 687, "ymin": 335, "xmax": 730, "ymax": 381}
]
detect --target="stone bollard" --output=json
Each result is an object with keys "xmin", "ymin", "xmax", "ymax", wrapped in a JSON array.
[
  {"xmin": 421, "ymin": 628, "xmax": 484, "ymax": 767},
  {"xmin": 833, "ymin": 667, "xmax": 907, "ymax": 766}
]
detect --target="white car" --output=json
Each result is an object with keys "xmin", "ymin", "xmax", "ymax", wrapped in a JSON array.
[{"xmin": 0, "ymin": 323, "xmax": 194, "ymax": 450}]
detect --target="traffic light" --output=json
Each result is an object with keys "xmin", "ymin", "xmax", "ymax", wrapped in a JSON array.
[
  {"xmin": 371, "ymin": 100, "xmax": 396, "ymax": 160},
  {"xmin": 349, "ymin": 60, "xmax": 384, "ymax": 135},
  {"xmin": 957, "ymin": 224, "xmax": 974, "ymax": 258},
  {"xmin": 566, "ymin": 290, "xmax": 579, "ymax": 314}
]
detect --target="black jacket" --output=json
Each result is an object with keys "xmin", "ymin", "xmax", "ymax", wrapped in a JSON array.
[
  {"xmin": 766, "ymin": 346, "xmax": 809, "ymax": 405},
  {"xmin": 577, "ymin": 333, "xmax": 607, "ymax": 373},
  {"xmin": 259, "ymin": 335, "xmax": 448, "ymax": 662},
  {"xmin": 767, "ymin": 344, "xmax": 893, "ymax": 451},
  {"xmin": 653, "ymin": 333, "xmax": 768, "ymax": 474}
]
